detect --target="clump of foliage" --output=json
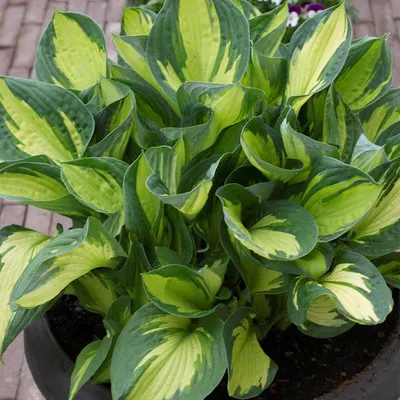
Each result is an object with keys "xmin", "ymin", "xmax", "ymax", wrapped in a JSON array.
[{"xmin": 0, "ymin": 1, "xmax": 399, "ymax": 399}]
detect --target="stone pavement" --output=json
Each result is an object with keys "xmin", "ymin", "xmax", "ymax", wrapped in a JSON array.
[{"xmin": 0, "ymin": 0, "xmax": 399, "ymax": 399}]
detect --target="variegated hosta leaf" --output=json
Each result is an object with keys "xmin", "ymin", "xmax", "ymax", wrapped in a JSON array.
[
  {"xmin": 61, "ymin": 157, "xmax": 128, "ymax": 214},
  {"xmin": 241, "ymin": 116, "xmax": 304, "ymax": 183},
  {"xmin": 300, "ymin": 157, "xmax": 381, "ymax": 242},
  {"xmin": 359, "ymin": 88, "xmax": 400, "ymax": 143},
  {"xmin": 147, "ymin": 0, "xmax": 250, "ymax": 101},
  {"xmin": 145, "ymin": 139, "xmax": 224, "ymax": 220},
  {"xmin": 69, "ymin": 328, "xmax": 113, "ymax": 400},
  {"xmin": 197, "ymin": 253, "xmax": 229, "ymax": 297},
  {"xmin": 112, "ymin": 35, "xmax": 180, "ymax": 120},
  {"xmin": 322, "ymin": 86, "xmax": 363, "ymax": 163},
  {"xmin": 249, "ymin": 2, "xmax": 287, "ymax": 50},
  {"xmin": 10, "ymin": 217, "xmax": 126, "ymax": 309},
  {"xmin": 220, "ymin": 221, "xmax": 288, "ymax": 296},
  {"xmin": 121, "ymin": 7, "xmax": 156, "ymax": 36},
  {"xmin": 231, "ymin": 0, "xmax": 261, "ymax": 19},
  {"xmin": 374, "ymin": 121, "xmax": 400, "ymax": 146},
  {"xmin": 0, "ymin": 77, "xmax": 94, "ymax": 163},
  {"xmin": 350, "ymin": 158, "xmax": 400, "ymax": 256},
  {"xmin": 175, "ymin": 82, "xmax": 263, "ymax": 159},
  {"xmin": 124, "ymin": 153, "xmax": 162, "ymax": 253},
  {"xmin": 71, "ymin": 270, "xmax": 122, "ymax": 316},
  {"xmin": 373, "ymin": 253, "xmax": 400, "ymax": 289},
  {"xmin": 350, "ymin": 134, "xmax": 387, "ymax": 173},
  {"xmin": 223, "ymin": 307, "xmax": 278, "ymax": 399},
  {"xmin": 0, "ymin": 226, "xmax": 50, "ymax": 356},
  {"xmin": 285, "ymin": 3, "xmax": 351, "ymax": 113},
  {"xmin": 335, "ymin": 36, "xmax": 392, "ymax": 111},
  {"xmin": 218, "ymin": 184, "xmax": 318, "ymax": 261},
  {"xmin": 36, "ymin": 12, "xmax": 107, "ymax": 91},
  {"xmin": 0, "ymin": 157, "xmax": 96, "ymax": 217},
  {"xmin": 111, "ymin": 303, "xmax": 225, "ymax": 400},
  {"xmin": 142, "ymin": 264, "xmax": 219, "ymax": 318},
  {"xmin": 385, "ymin": 133, "xmax": 400, "ymax": 160},
  {"xmin": 289, "ymin": 251, "xmax": 393, "ymax": 332},
  {"xmin": 280, "ymin": 117, "xmax": 339, "ymax": 182},
  {"xmin": 89, "ymin": 78, "xmax": 136, "ymax": 160}
]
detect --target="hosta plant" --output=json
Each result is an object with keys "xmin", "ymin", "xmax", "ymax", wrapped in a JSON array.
[{"xmin": 0, "ymin": 1, "xmax": 399, "ymax": 399}]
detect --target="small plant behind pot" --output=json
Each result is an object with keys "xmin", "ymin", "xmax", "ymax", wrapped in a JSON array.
[{"xmin": 0, "ymin": 1, "xmax": 399, "ymax": 399}]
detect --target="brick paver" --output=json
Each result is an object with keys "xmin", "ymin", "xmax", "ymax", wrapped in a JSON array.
[{"xmin": 0, "ymin": 0, "xmax": 400, "ymax": 399}]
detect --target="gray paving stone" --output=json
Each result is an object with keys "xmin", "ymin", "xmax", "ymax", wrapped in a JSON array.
[
  {"xmin": 15, "ymin": 358, "xmax": 45, "ymax": 400},
  {"xmin": 12, "ymin": 23, "xmax": 42, "ymax": 68},
  {"xmin": 87, "ymin": 0, "xmax": 107, "ymax": 28},
  {"xmin": 0, "ymin": 5, "xmax": 25, "ymax": 47},
  {"xmin": 24, "ymin": 206, "xmax": 53, "ymax": 235},
  {"xmin": 352, "ymin": 0, "xmax": 374, "ymax": 22},
  {"xmin": 68, "ymin": 0, "xmax": 88, "ymax": 13},
  {"xmin": 0, "ymin": 204, "xmax": 27, "ymax": 228},
  {"xmin": 25, "ymin": 0, "xmax": 48, "ymax": 24},
  {"xmin": 8, "ymin": 67, "xmax": 30, "ymax": 78},
  {"xmin": 0, "ymin": 48, "xmax": 14, "ymax": 75}
]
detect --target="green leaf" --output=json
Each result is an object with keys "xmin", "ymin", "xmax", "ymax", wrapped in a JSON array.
[
  {"xmin": 289, "ymin": 251, "xmax": 393, "ymax": 332},
  {"xmin": 231, "ymin": 0, "xmax": 261, "ymax": 19},
  {"xmin": 300, "ymin": 157, "xmax": 381, "ymax": 242},
  {"xmin": 285, "ymin": 3, "xmax": 351, "ymax": 113},
  {"xmin": 10, "ymin": 218, "xmax": 126, "ymax": 309},
  {"xmin": 334, "ymin": 36, "xmax": 392, "ymax": 111},
  {"xmin": 384, "ymin": 133, "xmax": 400, "ymax": 160},
  {"xmin": 220, "ymin": 220, "xmax": 289, "ymax": 296},
  {"xmin": 36, "ymin": 12, "xmax": 107, "ymax": 91},
  {"xmin": 0, "ymin": 157, "xmax": 97, "ymax": 217},
  {"xmin": 373, "ymin": 253, "xmax": 400, "ymax": 289},
  {"xmin": 0, "ymin": 226, "xmax": 50, "ymax": 356},
  {"xmin": 241, "ymin": 116, "xmax": 304, "ymax": 183},
  {"xmin": 61, "ymin": 157, "xmax": 128, "ymax": 214},
  {"xmin": 0, "ymin": 77, "xmax": 94, "ymax": 163},
  {"xmin": 322, "ymin": 86, "xmax": 363, "ymax": 163},
  {"xmin": 350, "ymin": 158, "xmax": 400, "ymax": 256},
  {"xmin": 218, "ymin": 184, "xmax": 318, "ymax": 261},
  {"xmin": 223, "ymin": 307, "xmax": 278, "ymax": 399},
  {"xmin": 197, "ymin": 253, "xmax": 229, "ymax": 297},
  {"xmin": 111, "ymin": 303, "xmax": 226, "ymax": 400},
  {"xmin": 350, "ymin": 134, "xmax": 387, "ymax": 173},
  {"xmin": 121, "ymin": 7, "xmax": 156, "ymax": 36},
  {"xmin": 142, "ymin": 264, "xmax": 218, "ymax": 318},
  {"xmin": 146, "ymin": 0, "xmax": 250, "ymax": 101},
  {"xmin": 359, "ymin": 88, "xmax": 400, "ymax": 143}
]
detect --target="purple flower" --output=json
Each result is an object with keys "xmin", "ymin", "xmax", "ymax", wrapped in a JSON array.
[
  {"xmin": 289, "ymin": 5, "xmax": 302, "ymax": 15},
  {"xmin": 306, "ymin": 3, "xmax": 325, "ymax": 12}
]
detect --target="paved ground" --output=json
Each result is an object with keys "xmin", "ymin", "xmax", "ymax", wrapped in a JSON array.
[{"xmin": 0, "ymin": 0, "xmax": 399, "ymax": 399}]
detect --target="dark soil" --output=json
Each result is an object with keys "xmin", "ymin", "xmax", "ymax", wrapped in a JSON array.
[{"xmin": 48, "ymin": 294, "xmax": 399, "ymax": 400}]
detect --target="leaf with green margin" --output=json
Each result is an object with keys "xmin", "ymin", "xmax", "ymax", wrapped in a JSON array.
[
  {"xmin": 71, "ymin": 270, "xmax": 122, "ymax": 316},
  {"xmin": 241, "ymin": 116, "xmax": 304, "ymax": 183},
  {"xmin": 112, "ymin": 35, "xmax": 180, "ymax": 119},
  {"xmin": 374, "ymin": 121, "xmax": 400, "ymax": 146},
  {"xmin": 103, "ymin": 208, "xmax": 125, "ymax": 237},
  {"xmin": 322, "ymin": 86, "xmax": 363, "ymax": 163},
  {"xmin": 35, "ymin": 12, "xmax": 107, "ymax": 91},
  {"xmin": 121, "ymin": 7, "xmax": 156, "ymax": 36},
  {"xmin": 280, "ymin": 117, "xmax": 339, "ymax": 182},
  {"xmin": 61, "ymin": 157, "xmax": 128, "ymax": 215},
  {"xmin": 197, "ymin": 253, "xmax": 229, "ymax": 297},
  {"xmin": 0, "ymin": 226, "xmax": 51, "ymax": 356},
  {"xmin": 10, "ymin": 217, "xmax": 126, "ymax": 309},
  {"xmin": 220, "ymin": 220, "xmax": 289, "ymax": 296},
  {"xmin": 285, "ymin": 3, "xmax": 351, "ymax": 113},
  {"xmin": 231, "ymin": 0, "xmax": 261, "ymax": 19},
  {"xmin": 176, "ymin": 82, "xmax": 264, "ymax": 159},
  {"xmin": 146, "ymin": 140, "xmax": 225, "ymax": 220},
  {"xmin": 0, "ymin": 157, "xmax": 97, "ymax": 217},
  {"xmin": 373, "ymin": 253, "xmax": 400, "ymax": 289},
  {"xmin": 248, "ymin": 2, "xmax": 287, "ymax": 49},
  {"xmin": 146, "ymin": 0, "xmax": 250, "ymax": 102},
  {"xmin": 142, "ymin": 264, "xmax": 219, "ymax": 318},
  {"xmin": 350, "ymin": 134, "xmax": 387, "ymax": 173},
  {"xmin": 156, "ymin": 247, "xmax": 186, "ymax": 266},
  {"xmin": 111, "ymin": 303, "xmax": 226, "ymax": 400},
  {"xmin": 217, "ymin": 184, "xmax": 318, "ymax": 261},
  {"xmin": 334, "ymin": 36, "xmax": 392, "ymax": 111},
  {"xmin": 68, "ymin": 325, "xmax": 113, "ymax": 400},
  {"xmin": 349, "ymin": 158, "xmax": 400, "ymax": 256},
  {"xmin": 300, "ymin": 157, "xmax": 381, "ymax": 242},
  {"xmin": 223, "ymin": 307, "xmax": 278, "ymax": 399},
  {"xmin": 123, "ymin": 153, "xmax": 162, "ymax": 254},
  {"xmin": 384, "ymin": 134, "xmax": 400, "ymax": 160},
  {"xmin": 359, "ymin": 88, "xmax": 400, "ymax": 143},
  {"xmin": 0, "ymin": 77, "xmax": 94, "ymax": 163}
]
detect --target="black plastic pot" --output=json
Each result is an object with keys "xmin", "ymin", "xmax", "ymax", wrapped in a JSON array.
[{"xmin": 25, "ymin": 316, "xmax": 399, "ymax": 400}]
